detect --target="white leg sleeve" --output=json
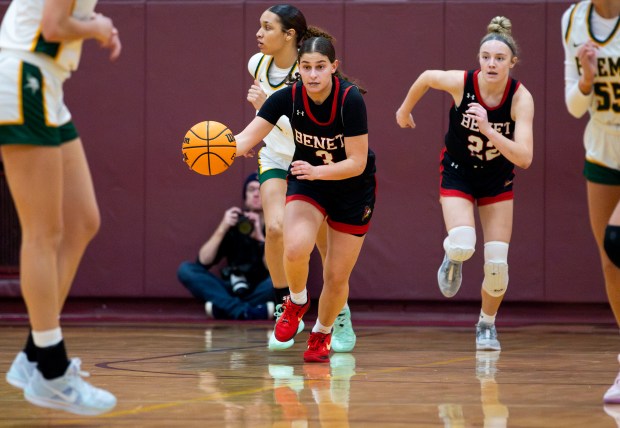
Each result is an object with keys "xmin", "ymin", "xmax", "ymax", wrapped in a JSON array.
[
  {"xmin": 482, "ymin": 241, "xmax": 509, "ymax": 297},
  {"xmin": 443, "ymin": 226, "xmax": 476, "ymax": 262}
]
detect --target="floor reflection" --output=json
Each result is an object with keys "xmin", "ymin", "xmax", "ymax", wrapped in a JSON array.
[
  {"xmin": 270, "ymin": 354, "xmax": 356, "ymax": 427},
  {"xmin": 438, "ymin": 351, "xmax": 508, "ymax": 428}
]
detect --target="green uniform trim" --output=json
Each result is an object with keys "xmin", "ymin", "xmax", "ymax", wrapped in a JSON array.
[
  {"xmin": 0, "ymin": 62, "xmax": 78, "ymax": 146},
  {"xmin": 584, "ymin": 159, "xmax": 620, "ymax": 185}
]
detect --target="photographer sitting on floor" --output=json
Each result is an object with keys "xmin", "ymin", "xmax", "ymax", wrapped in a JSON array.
[{"xmin": 177, "ymin": 172, "xmax": 275, "ymax": 320}]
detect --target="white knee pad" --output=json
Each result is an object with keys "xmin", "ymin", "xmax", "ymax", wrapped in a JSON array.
[
  {"xmin": 482, "ymin": 241, "xmax": 509, "ymax": 297},
  {"xmin": 443, "ymin": 226, "xmax": 476, "ymax": 262}
]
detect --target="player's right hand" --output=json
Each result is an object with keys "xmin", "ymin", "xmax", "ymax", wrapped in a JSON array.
[
  {"xmin": 247, "ymin": 80, "xmax": 267, "ymax": 110},
  {"xmin": 395, "ymin": 108, "xmax": 416, "ymax": 129},
  {"xmin": 92, "ymin": 14, "xmax": 122, "ymax": 61}
]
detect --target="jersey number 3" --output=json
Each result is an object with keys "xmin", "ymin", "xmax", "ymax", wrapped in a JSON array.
[{"xmin": 315, "ymin": 150, "xmax": 335, "ymax": 165}]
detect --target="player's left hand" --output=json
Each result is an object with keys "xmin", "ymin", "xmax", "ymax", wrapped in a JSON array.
[{"xmin": 290, "ymin": 160, "xmax": 318, "ymax": 181}]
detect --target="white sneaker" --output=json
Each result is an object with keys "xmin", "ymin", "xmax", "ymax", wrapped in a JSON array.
[
  {"xmin": 605, "ymin": 372, "xmax": 620, "ymax": 404},
  {"xmin": 6, "ymin": 352, "xmax": 37, "ymax": 390},
  {"xmin": 437, "ymin": 254, "xmax": 463, "ymax": 298},
  {"xmin": 205, "ymin": 301, "xmax": 214, "ymax": 319},
  {"xmin": 24, "ymin": 358, "xmax": 116, "ymax": 415},
  {"xmin": 268, "ymin": 303, "xmax": 304, "ymax": 350},
  {"xmin": 475, "ymin": 322, "xmax": 501, "ymax": 351}
]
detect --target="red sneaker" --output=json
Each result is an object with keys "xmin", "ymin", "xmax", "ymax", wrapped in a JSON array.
[
  {"xmin": 303, "ymin": 332, "xmax": 332, "ymax": 363},
  {"xmin": 274, "ymin": 296, "xmax": 310, "ymax": 342}
]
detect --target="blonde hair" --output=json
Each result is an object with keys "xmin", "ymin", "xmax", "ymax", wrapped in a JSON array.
[{"xmin": 480, "ymin": 16, "xmax": 519, "ymax": 57}]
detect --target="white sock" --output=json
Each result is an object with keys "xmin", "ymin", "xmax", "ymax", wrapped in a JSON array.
[
  {"xmin": 312, "ymin": 320, "xmax": 333, "ymax": 334},
  {"xmin": 479, "ymin": 310, "xmax": 496, "ymax": 325},
  {"xmin": 290, "ymin": 289, "xmax": 308, "ymax": 305},
  {"xmin": 32, "ymin": 327, "xmax": 63, "ymax": 348}
]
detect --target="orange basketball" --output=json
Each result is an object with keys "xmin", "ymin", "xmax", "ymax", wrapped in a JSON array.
[{"xmin": 182, "ymin": 121, "xmax": 236, "ymax": 176}]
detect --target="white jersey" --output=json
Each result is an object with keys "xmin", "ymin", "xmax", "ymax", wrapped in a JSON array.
[
  {"xmin": 248, "ymin": 52, "xmax": 297, "ymax": 160},
  {"xmin": 0, "ymin": 0, "xmax": 97, "ymax": 76},
  {"xmin": 562, "ymin": 1, "xmax": 620, "ymax": 170}
]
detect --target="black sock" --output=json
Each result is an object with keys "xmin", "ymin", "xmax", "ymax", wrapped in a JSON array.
[
  {"xmin": 274, "ymin": 287, "xmax": 290, "ymax": 303},
  {"xmin": 23, "ymin": 331, "xmax": 38, "ymax": 363},
  {"xmin": 36, "ymin": 340, "xmax": 70, "ymax": 380}
]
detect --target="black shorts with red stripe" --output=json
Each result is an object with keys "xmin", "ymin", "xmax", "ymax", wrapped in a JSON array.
[
  {"xmin": 286, "ymin": 174, "xmax": 376, "ymax": 236},
  {"xmin": 439, "ymin": 149, "xmax": 515, "ymax": 206}
]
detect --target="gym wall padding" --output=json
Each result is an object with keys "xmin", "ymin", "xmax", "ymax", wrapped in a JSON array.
[{"xmin": 0, "ymin": 0, "xmax": 603, "ymax": 302}]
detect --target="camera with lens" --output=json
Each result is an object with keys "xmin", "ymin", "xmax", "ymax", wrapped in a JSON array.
[
  {"xmin": 236, "ymin": 213, "xmax": 254, "ymax": 235},
  {"xmin": 222, "ymin": 265, "xmax": 251, "ymax": 297}
]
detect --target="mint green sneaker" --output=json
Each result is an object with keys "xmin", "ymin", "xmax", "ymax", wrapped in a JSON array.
[
  {"xmin": 332, "ymin": 307, "xmax": 356, "ymax": 353},
  {"xmin": 330, "ymin": 353, "xmax": 356, "ymax": 404},
  {"xmin": 268, "ymin": 303, "xmax": 304, "ymax": 351}
]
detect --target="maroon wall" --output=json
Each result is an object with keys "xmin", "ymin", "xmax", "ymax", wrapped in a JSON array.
[{"xmin": 0, "ymin": 0, "xmax": 604, "ymax": 303}]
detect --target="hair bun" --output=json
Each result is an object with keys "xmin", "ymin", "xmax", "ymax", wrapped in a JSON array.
[{"xmin": 487, "ymin": 16, "xmax": 512, "ymax": 36}]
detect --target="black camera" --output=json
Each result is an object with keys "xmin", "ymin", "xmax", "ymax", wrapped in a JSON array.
[
  {"xmin": 222, "ymin": 265, "xmax": 251, "ymax": 297},
  {"xmin": 236, "ymin": 213, "xmax": 254, "ymax": 235},
  {"xmin": 230, "ymin": 272, "xmax": 250, "ymax": 297}
]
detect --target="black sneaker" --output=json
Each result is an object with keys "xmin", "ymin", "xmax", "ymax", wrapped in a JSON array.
[
  {"xmin": 205, "ymin": 302, "xmax": 227, "ymax": 319},
  {"xmin": 244, "ymin": 302, "xmax": 275, "ymax": 320}
]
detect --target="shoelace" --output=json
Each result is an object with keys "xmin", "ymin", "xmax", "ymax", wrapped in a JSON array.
[
  {"xmin": 69, "ymin": 358, "xmax": 91, "ymax": 378},
  {"xmin": 280, "ymin": 297, "xmax": 306, "ymax": 324},
  {"xmin": 335, "ymin": 312, "xmax": 348, "ymax": 328},
  {"xmin": 273, "ymin": 305, "xmax": 284, "ymax": 321},
  {"xmin": 308, "ymin": 333, "xmax": 328, "ymax": 349}
]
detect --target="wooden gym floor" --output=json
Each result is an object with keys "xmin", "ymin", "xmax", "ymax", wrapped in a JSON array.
[{"xmin": 1, "ymin": 299, "xmax": 619, "ymax": 427}]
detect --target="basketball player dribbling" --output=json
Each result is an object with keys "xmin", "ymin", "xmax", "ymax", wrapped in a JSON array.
[
  {"xmin": 1, "ymin": 0, "xmax": 121, "ymax": 415},
  {"xmin": 246, "ymin": 4, "xmax": 356, "ymax": 353},
  {"xmin": 236, "ymin": 35, "xmax": 376, "ymax": 362}
]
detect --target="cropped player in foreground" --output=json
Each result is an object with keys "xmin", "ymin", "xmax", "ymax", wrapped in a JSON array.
[
  {"xmin": 236, "ymin": 35, "xmax": 376, "ymax": 362},
  {"xmin": 1, "ymin": 0, "xmax": 121, "ymax": 415},
  {"xmin": 561, "ymin": 0, "xmax": 620, "ymax": 404},
  {"xmin": 396, "ymin": 16, "xmax": 534, "ymax": 351}
]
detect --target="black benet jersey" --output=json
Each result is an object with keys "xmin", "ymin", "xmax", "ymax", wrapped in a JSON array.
[
  {"xmin": 257, "ymin": 76, "xmax": 375, "ymax": 182},
  {"xmin": 445, "ymin": 69, "xmax": 520, "ymax": 170}
]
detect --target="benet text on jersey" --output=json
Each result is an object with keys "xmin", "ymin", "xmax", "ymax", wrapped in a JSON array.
[{"xmin": 294, "ymin": 129, "xmax": 345, "ymax": 151}]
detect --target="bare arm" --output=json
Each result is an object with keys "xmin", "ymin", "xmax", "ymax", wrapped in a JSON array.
[
  {"xmin": 290, "ymin": 134, "xmax": 368, "ymax": 181},
  {"xmin": 235, "ymin": 116, "xmax": 275, "ymax": 157},
  {"xmin": 396, "ymin": 70, "xmax": 464, "ymax": 128},
  {"xmin": 42, "ymin": 0, "xmax": 121, "ymax": 61}
]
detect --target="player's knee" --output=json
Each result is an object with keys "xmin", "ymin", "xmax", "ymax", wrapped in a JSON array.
[
  {"xmin": 266, "ymin": 218, "xmax": 284, "ymax": 241},
  {"xmin": 482, "ymin": 241, "xmax": 509, "ymax": 297},
  {"xmin": 443, "ymin": 226, "xmax": 476, "ymax": 262},
  {"xmin": 605, "ymin": 225, "xmax": 620, "ymax": 269}
]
